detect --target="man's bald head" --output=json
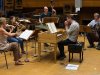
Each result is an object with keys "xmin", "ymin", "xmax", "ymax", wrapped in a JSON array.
[
  {"xmin": 94, "ymin": 13, "xmax": 100, "ymax": 20},
  {"xmin": 44, "ymin": 6, "xmax": 48, "ymax": 14}
]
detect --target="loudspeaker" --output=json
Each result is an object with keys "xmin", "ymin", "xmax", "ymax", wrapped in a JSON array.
[
  {"xmin": 63, "ymin": 4, "xmax": 72, "ymax": 14},
  {"xmin": 75, "ymin": 0, "xmax": 82, "ymax": 8},
  {"xmin": 14, "ymin": 0, "xmax": 23, "ymax": 9}
]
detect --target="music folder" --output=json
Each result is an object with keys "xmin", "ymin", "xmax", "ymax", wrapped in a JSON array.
[{"xmin": 46, "ymin": 22, "xmax": 57, "ymax": 33}]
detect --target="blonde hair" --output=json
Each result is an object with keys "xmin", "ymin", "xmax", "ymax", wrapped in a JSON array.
[{"xmin": 0, "ymin": 17, "xmax": 6, "ymax": 26}]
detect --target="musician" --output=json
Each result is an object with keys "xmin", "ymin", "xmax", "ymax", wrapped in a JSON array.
[
  {"xmin": 58, "ymin": 15, "xmax": 79, "ymax": 60},
  {"xmin": 0, "ymin": 17, "xmax": 23, "ymax": 65},
  {"xmin": 38, "ymin": 6, "xmax": 56, "ymax": 47},
  {"xmin": 87, "ymin": 13, "xmax": 100, "ymax": 48},
  {"xmin": 39, "ymin": 6, "xmax": 56, "ymax": 24},
  {"xmin": 6, "ymin": 16, "xmax": 26, "ymax": 54}
]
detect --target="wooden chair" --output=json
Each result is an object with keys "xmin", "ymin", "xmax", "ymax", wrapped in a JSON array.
[
  {"xmin": 68, "ymin": 42, "xmax": 84, "ymax": 63},
  {"xmin": 0, "ymin": 48, "xmax": 8, "ymax": 69}
]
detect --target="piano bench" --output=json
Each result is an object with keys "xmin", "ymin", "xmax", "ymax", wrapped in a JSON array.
[{"xmin": 68, "ymin": 42, "xmax": 84, "ymax": 63}]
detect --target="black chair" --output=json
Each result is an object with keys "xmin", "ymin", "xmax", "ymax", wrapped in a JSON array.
[
  {"xmin": 68, "ymin": 42, "xmax": 84, "ymax": 63},
  {"xmin": 0, "ymin": 48, "xmax": 8, "ymax": 69}
]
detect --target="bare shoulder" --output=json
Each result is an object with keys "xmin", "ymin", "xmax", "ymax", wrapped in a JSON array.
[{"xmin": 0, "ymin": 28, "xmax": 6, "ymax": 33}]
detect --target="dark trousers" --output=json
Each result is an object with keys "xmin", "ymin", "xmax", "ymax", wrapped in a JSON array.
[
  {"xmin": 58, "ymin": 39, "xmax": 76, "ymax": 57},
  {"xmin": 86, "ymin": 32, "xmax": 100, "ymax": 46},
  {"xmin": 97, "ymin": 31, "xmax": 100, "ymax": 45},
  {"xmin": 7, "ymin": 37, "xmax": 24, "ymax": 52},
  {"xmin": 86, "ymin": 33, "xmax": 94, "ymax": 46}
]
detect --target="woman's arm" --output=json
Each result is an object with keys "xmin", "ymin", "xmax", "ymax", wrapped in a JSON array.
[{"xmin": 1, "ymin": 28, "xmax": 17, "ymax": 37}]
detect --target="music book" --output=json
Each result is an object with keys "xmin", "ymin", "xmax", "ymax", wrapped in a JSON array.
[
  {"xmin": 19, "ymin": 30, "xmax": 33, "ymax": 40},
  {"xmin": 46, "ymin": 22, "xmax": 57, "ymax": 33}
]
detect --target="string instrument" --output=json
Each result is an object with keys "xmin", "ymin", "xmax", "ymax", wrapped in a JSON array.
[
  {"xmin": 6, "ymin": 20, "xmax": 26, "ymax": 33},
  {"xmin": 94, "ymin": 22, "xmax": 100, "ymax": 39},
  {"xmin": 90, "ymin": 23, "xmax": 99, "ymax": 42},
  {"xmin": 50, "ymin": 0, "xmax": 56, "ymax": 16}
]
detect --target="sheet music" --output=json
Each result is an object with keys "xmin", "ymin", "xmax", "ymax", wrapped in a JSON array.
[
  {"xmin": 46, "ymin": 22, "xmax": 57, "ymax": 33},
  {"xmin": 65, "ymin": 64, "xmax": 79, "ymax": 70},
  {"xmin": 19, "ymin": 19, "xmax": 30, "ymax": 23},
  {"xmin": 19, "ymin": 30, "xmax": 33, "ymax": 40}
]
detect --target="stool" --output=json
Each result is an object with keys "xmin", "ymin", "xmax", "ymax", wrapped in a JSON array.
[{"xmin": 68, "ymin": 42, "xmax": 84, "ymax": 63}]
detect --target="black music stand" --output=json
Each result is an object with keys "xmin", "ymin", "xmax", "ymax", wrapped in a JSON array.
[
  {"xmin": 43, "ymin": 17, "xmax": 59, "ymax": 23},
  {"xmin": 80, "ymin": 25, "xmax": 92, "ymax": 50}
]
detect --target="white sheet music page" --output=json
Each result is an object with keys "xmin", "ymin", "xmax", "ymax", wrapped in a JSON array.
[
  {"xmin": 19, "ymin": 30, "xmax": 33, "ymax": 40},
  {"xmin": 65, "ymin": 64, "xmax": 79, "ymax": 70},
  {"xmin": 46, "ymin": 22, "xmax": 57, "ymax": 33}
]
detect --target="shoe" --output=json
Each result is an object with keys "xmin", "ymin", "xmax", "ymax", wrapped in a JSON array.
[
  {"xmin": 96, "ymin": 46, "xmax": 100, "ymax": 50},
  {"xmin": 21, "ymin": 51, "xmax": 26, "ymax": 54},
  {"xmin": 57, "ymin": 55, "xmax": 61, "ymax": 59},
  {"xmin": 44, "ymin": 43, "xmax": 50, "ymax": 47},
  {"xmin": 15, "ymin": 62, "xmax": 24, "ymax": 65},
  {"xmin": 87, "ymin": 45, "xmax": 95, "ymax": 48},
  {"xmin": 57, "ymin": 55, "xmax": 66, "ymax": 60}
]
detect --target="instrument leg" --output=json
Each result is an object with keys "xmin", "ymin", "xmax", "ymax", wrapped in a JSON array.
[
  {"xmin": 83, "ymin": 33, "xmax": 86, "ymax": 50},
  {"xmin": 33, "ymin": 37, "xmax": 38, "ymax": 57},
  {"xmin": 54, "ymin": 44, "xmax": 57, "ymax": 63},
  {"xmin": 38, "ymin": 42, "xmax": 41, "ymax": 61}
]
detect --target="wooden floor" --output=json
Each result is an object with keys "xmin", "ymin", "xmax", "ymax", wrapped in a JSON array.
[{"xmin": 0, "ymin": 36, "xmax": 100, "ymax": 75}]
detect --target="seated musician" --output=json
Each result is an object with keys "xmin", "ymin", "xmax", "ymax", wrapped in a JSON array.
[
  {"xmin": 58, "ymin": 15, "xmax": 79, "ymax": 60},
  {"xmin": 87, "ymin": 13, "xmax": 100, "ymax": 48},
  {"xmin": 0, "ymin": 17, "xmax": 23, "ymax": 65},
  {"xmin": 6, "ymin": 16, "xmax": 26, "ymax": 54}
]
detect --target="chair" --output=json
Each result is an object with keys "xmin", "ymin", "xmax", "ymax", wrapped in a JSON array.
[
  {"xmin": 68, "ymin": 42, "xmax": 84, "ymax": 63},
  {"xmin": 0, "ymin": 48, "xmax": 8, "ymax": 69}
]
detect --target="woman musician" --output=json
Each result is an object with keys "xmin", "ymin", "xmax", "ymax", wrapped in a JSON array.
[
  {"xmin": 0, "ymin": 17, "xmax": 23, "ymax": 65},
  {"xmin": 6, "ymin": 16, "xmax": 26, "ymax": 54}
]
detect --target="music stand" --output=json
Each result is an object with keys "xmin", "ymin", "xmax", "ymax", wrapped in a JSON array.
[
  {"xmin": 79, "ymin": 25, "xmax": 92, "ymax": 50},
  {"xmin": 19, "ymin": 30, "xmax": 34, "ymax": 62},
  {"xmin": 43, "ymin": 17, "xmax": 59, "ymax": 23}
]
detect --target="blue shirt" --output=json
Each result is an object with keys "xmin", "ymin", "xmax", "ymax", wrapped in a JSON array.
[
  {"xmin": 89, "ymin": 20, "xmax": 98, "ymax": 28},
  {"xmin": 39, "ymin": 12, "xmax": 52, "ymax": 20}
]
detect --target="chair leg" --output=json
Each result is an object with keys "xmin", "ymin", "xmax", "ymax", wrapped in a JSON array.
[
  {"xmin": 82, "ymin": 51, "xmax": 83, "ymax": 61},
  {"xmin": 3, "ymin": 51, "xmax": 8, "ymax": 69},
  {"xmin": 80, "ymin": 52, "xmax": 82, "ymax": 63},
  {"xmin": 72, "ymin": 53, "xmax": 73, "ymax": 60},
  {"xmin": 69, "ymin": 52, "xmax": 70, "ymax": 62}
]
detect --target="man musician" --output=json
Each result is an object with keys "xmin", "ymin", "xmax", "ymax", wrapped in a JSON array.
[
  {"xmin": 57, "ymin": 15, "xmax": 79, "ymax": 60},
  {"xmin": 39, "ymin": 6, "xmax": 56, "ymax": 24},
  {"xmin": 37, "ymin": 6, "xmax": 56, "ymax": 47},
  {"xmin": 86, "ymin": 13, "xmax": 100, "ymax": 49}
]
